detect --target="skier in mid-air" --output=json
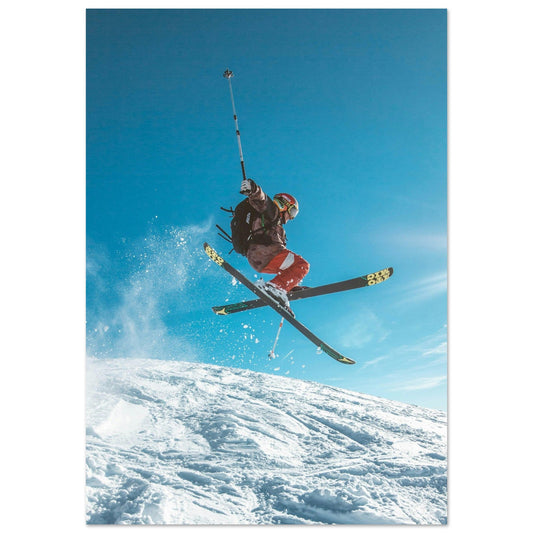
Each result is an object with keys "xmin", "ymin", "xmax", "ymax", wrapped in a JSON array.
[
  {"xmin": 206, "ymin": 69, "xmax": 388, "ymax": 364},
  {"xmin": 239, "ymin": 178, "xmax": 309, "ymax": 310}
]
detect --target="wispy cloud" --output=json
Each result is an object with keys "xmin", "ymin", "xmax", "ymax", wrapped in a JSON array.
[
  {"xmin": 374, "ymin": 225, "xmax": 447, "ymax": 253},
  {"xmin": 381, "ymin": 326, "xmax": 447, "ymax": 396},
  {"xmin": 391, "ymin": 375, "xmax": 447, "ymax": 392},
  {"xmin": 417, "ymin": 272, "xmax": 447, "ymax": 294},
  {"xmin": 361, "ymin": 355, "xmax": 389, "ymax": 369},
  {"xmin": 422, "ymin": 342, "xmax": 447, "ymax": 357},
  {"xmin": 392, "ymin": 231, "xmax": 447, "ymax": 252},
  {"xmin": 391, "ymin": 271, "xmax": 447, "ymax": 307},
  {"xmin": 393, "ymin": 327, "xmax": 448, "ymax": 365},
  {"xmin": 337, "ymin": 310, "xmax": 390, "ymax": 349}
]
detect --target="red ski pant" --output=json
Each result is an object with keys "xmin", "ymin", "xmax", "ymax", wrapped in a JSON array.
[{"xmin": 261, "ymin": 250, "xmax": 310, "ymax": 292}]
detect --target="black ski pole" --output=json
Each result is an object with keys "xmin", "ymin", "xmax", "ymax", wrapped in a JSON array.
[{"xmin": 223, "ymin": 69, "xmax": 247, "ymax": 182}]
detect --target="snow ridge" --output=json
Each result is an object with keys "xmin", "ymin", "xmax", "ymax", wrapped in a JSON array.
[{"xmin": 86, "ymin": 358, "xmax": 447, "ymax": 525}]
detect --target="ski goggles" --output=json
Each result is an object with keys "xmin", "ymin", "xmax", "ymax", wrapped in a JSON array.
[
  {"xmin": 274, "ymin": 197, "xmax": 299, "ymax": 219},
  {"xmin": 286, "ymin": 203, "xmax": 299, "ymax": 219}
]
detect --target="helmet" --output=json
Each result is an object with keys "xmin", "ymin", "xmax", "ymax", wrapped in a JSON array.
[{"xmin": 273, "ymin": 193, "xmax": 299, "ymax": 220}]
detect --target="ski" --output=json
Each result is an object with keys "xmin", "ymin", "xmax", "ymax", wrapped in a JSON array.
[
  {"xmin": 204, "ymin": 242, "xmax": 355, "ymax": 365},
  {"xmin": 212, "ymin": 267, "xmax": 393, "ymax": 315}
]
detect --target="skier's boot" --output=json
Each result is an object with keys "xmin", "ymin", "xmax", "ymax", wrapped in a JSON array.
[
  {"xmin": 257, "ymin": 280, "xmax": 295, "ymax": 317},
  {"xmin": 289, "ymin": 285, "xmax": 310, "ymax": 293}
]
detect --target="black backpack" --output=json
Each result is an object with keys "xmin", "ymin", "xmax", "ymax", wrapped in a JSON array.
[{"xmin": 217, "ymin": 199, "xmax": 274, "ymax": 255}]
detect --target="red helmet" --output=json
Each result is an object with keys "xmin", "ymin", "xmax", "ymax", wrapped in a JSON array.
[{"xmin": 273, "ymin": 193, "xmax": 299, "ymax": 220}]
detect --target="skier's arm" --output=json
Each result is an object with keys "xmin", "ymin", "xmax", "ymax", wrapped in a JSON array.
[{"xmin": 241, "ymin": 179, "xmax": 278, "ymax": 221}]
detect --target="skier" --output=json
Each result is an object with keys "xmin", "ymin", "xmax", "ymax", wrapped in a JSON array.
[{"xmin": 239, "ymin": 178, "xmax": 309, "ymax": 310}]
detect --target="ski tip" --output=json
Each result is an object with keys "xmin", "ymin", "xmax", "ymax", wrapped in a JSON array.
[
  {"xmin": 204, "ymin": 242, "xmax": 225, "ymax": 266},
  {"xmin": 335, "ymin": 355, "xmax": 356, "ymax": 365},
  {"xmin": 342, "ymin": 357, "xmax": 356, "ymax": 365},
  {"xmin": 320, "ymin": 344, "xmax": 356, "ymax": 365},
  {"xmin": 366, "ymin": 267, "xmax": 394, "ymax": 286}
]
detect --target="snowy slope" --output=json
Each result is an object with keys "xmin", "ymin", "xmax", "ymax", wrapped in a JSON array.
[{"xmin": 86, "ymin": 358, "xmax": 447, "ymax": 525}]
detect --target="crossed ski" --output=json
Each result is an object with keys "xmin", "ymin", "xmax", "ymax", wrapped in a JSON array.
[
  {"xmin": 204, "ymin": 242, "xmax": 393, "ymax": 365},
  {"xmin": 212, "ymin": 267, "xmax": 393, "ymax": 315}
]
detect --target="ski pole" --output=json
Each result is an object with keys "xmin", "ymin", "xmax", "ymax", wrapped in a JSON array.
[
  {"xmin": 268, "ymin": 318, "xmax": 284, "ymax": 359},
  {"xmin": 223, "ymin": 69, "xmax": 247, "ymax": 181}
]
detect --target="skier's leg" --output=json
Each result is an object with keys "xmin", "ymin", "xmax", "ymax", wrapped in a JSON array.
[{"xmin": 261, "ymin": 250, "xmax": 310, "ymax": 292}]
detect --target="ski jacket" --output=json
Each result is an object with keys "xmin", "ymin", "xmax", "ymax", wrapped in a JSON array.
[{"xmin": 246, "ymin": 184, "xmax": 288, "ymax": 272}]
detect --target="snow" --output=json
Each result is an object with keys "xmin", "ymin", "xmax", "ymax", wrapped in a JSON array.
[{"xmin": 86, "ymin": 358, "xmax": 447, "ymax": 525}]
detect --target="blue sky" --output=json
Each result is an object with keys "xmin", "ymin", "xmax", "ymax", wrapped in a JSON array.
[{"xmin": 86, "ymin": 9, "xmax": 447, "ymax": 411}]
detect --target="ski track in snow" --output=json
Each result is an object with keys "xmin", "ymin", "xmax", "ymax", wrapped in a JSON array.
[{"xmin": 86, "ymin": 358, "xmax": 447, "ymax": 525}]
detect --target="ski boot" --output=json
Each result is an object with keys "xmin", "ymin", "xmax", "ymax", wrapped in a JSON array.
[{"xmin": 256, "ymin": 280, "xmax": 295, "ymax": 317}]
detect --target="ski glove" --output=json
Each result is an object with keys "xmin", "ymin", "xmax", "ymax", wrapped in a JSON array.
[{"xmin": 240, "ymin": 179, "xmax": 258, "ymax": 196}]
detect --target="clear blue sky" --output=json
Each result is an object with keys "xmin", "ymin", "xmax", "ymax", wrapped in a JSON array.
[{"xmin": 86, "ymin": 9, "xmax": 447, "ymax": 411}]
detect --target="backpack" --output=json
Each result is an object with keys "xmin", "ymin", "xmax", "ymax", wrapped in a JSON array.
[
  {"xmin": 230, "ymin": 199, "xmax": 256, "ymax": 255},
  {"xmin": 217, "ymin": 199, "xmax": 274, "ymax": 255}
]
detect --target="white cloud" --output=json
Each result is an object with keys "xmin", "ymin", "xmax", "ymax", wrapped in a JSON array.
[
  {"xmin": 392, "ymin": 327, "xmax": 448, "ymax": 365},
  {"xmin": 394, "ymin": 231, "xmax": 447, "ymax": 252},
  {"xmin": 422, "ymin": 342, "xmax": 447, "ymax": 357},
  {"xmin": 373, "ymin": 223, "xmax": 447, "ymax": 252},
  {"xmin": 392, "ymin": 271, "xmax": 447, "ymax": 307},
  {"xmin": 338, "ymin": 310, "xmax": 390, "ymax": 349},
  {"xmin": 361, "ymin": 355, "xmax": 389, "ymax": 369},
  {"xmin": 392, "ymin": 375, "xmax": 447, "ymax": 392}
]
